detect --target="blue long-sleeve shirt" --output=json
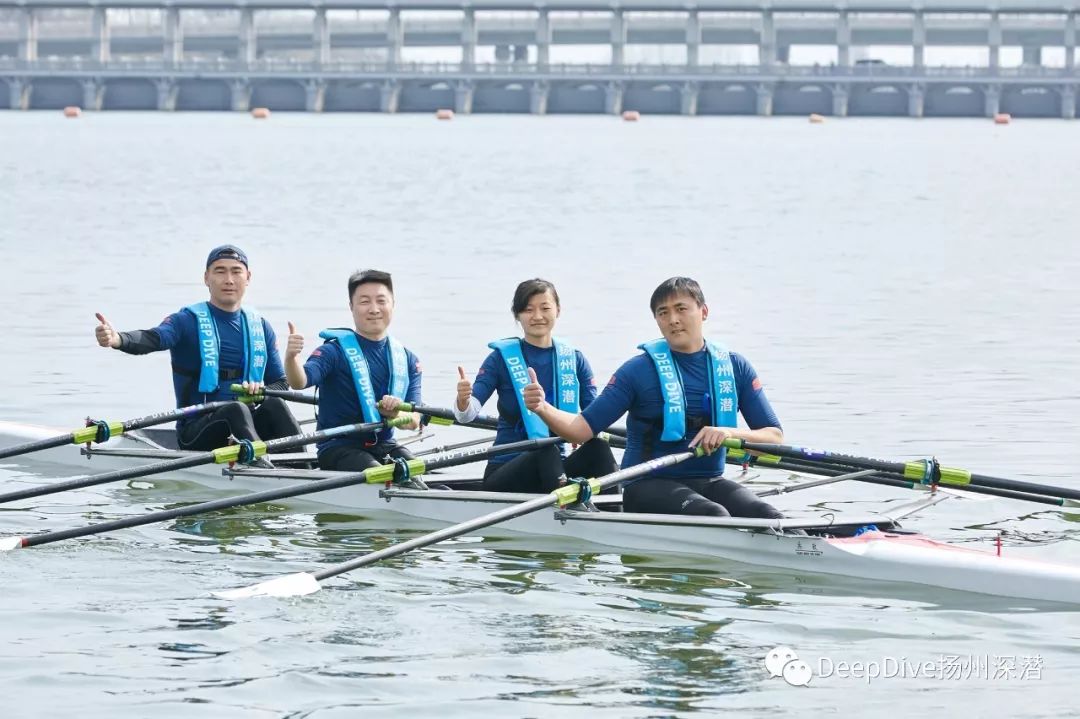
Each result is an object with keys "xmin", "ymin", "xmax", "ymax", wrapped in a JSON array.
[
  {"xmin": 116, "ymin": 304, "xmax": 286, "ymax": 429},
  {"xmin": 302, "ymin": 333, "xmax": 422, "ymax": 453},
  {"xmin": 471, "ymin": 341, "xmax": 598, "ymax": 465},
  {"xmin": 582, "ymin": 348, "xmax": 780, "ymax": 481}
]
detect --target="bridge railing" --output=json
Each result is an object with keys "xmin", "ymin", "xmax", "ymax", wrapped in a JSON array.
[{"xmin": 1, "ymin": 57, "xmax": 1077, "ymax": 78}]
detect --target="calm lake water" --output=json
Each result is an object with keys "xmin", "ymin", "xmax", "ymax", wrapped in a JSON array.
[{"xmin": 0, "ymin": 112, "xmax": 1078, "ymax": 717}]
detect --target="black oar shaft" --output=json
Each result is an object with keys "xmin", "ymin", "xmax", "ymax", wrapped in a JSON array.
[
  {"xmin": 734, "ymin": 446, "xmax": 1070, "ymax": 506},
  {"xmin": 731, "ymin": 440, "xmax": 1080, "ymax": 502},
  {"xmin": 10, "ymin": 435, "xmax": 563, "ymax": 549},
  {"xmin": 0, "ymin": 433, "xmax": 79, "ymax": 460},
  {"xmin": 0, "ymin": 401, "xmax": 235, "ymax": 460},
  {"xmin": 0, "ymin": 452, "xmax": 213, "ymax": 505},
  {"xmin": 312, "ymin": 449, "xmax": 699, "ymax": 581}
]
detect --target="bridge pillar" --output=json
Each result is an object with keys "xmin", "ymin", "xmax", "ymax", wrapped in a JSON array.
[
  {"xmin": 1022, "ymin": 45, "xmax": 1042, "ymax": 67},
  {"xmin": 387, "ymin": 9, "xmax": 402, "ymax": 68},
  {"xmin": 8, "ymin": 79, "xmax": 29, "ymax": 110},
  {"xmin": 314, "ymin": 9, "xmax": 330, "ymax": 67},
  {"xmin": 91, "ymin": 7, "xmax": 110, "ymax": 64},
  {"xmin": 156, "ymin": 79, "xmax": 177, "ymax": 111},
  {"xmin": 759, "ymin": 11, "xmax": 775, "ymax": 65},
  {"xmin": 81, "ymin": 79, "xmax": 103, "ymax": 111},
  {"xmin": 680, "ymin": 82, "xmax": 698, "ymax": 116},
  {"xmin": 755, "ymin": 83, "xmax": 773, "ymax": 116},
  {"xmin": 536, "ymin": 10, "xmax": 551, "ymax": 68},
  {"xmin": 1066, "ymin": 13, "xmax": 1077, "ymax": 70},
  {"xmin": 380, "ymin": 80, "xmax": 400, "ymax": 113},
  {"xmin": 605, "ymin": 81, "xmax": 623, "ymax": 115},
  {"xmin": 611, "ymin": 10, "xmax": 626, "ymax": 66},
  {"xmin": 907, "ymin": 84, "xmax": 924, "ymax": 118},
  {"xmin": 912, "ymin": 12, "xmax": 925, "ymax": 69},
  {"xmin": 462, "ymin": 9, "xmax": 477, "ymax": 69},
  {"xmin": 239, "ymin": 8, "xmax": 256, "ymax": 65},
  {"xmin": 988, "ymin": 13, "xmax": 1001, "ymax": 70},
  {"xmin": 530, "ymin": 81, "xmax": 548, "ymax": 115},
  {"xmin": 163, "ymin": 8, "xmax": 182, "ymax": 67},
  {"xmin": 305, "ymin": 80, "xmax": 326, "ymax": 112},
  {"xmin": 1062, "ymin": 86, "xmax": 1076, "ymax": 119},
  {"xmin": 686, "ymin": 10, "xmax": 701, "ymax": 67},
  {"xmin": 454, "ymin": 81, "xmax": 474, "ymax": 114},
  {"xmin": 984, "ymin": 84, "xmax": 1000, "ymax": 117},
  {"xmin": 832, "ymin": 85, "xmax": 848, "ymax": 117},
  {"xmin": 837, "ymin": 11, "xmax": 851, "ymax": 67},
  {"xmin": 230, "ymin": 80, "xmax": 251, "ymax": 112},
  {"xmin": 17, "ymin": 8, "xmax": 38, "ymax": 63}
]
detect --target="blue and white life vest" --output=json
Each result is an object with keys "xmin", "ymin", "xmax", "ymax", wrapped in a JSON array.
[
  {"xmin": 638, "ymin": 338, "xmax": 738, "ymax": 441},
  {"xmin": 184, "ymin": 302, "xmax": 267, "ymax": 394},
  {"xmin": 320, "ymin": 328, "xmax": 410, "ymax": 424},
  {"xmin": 488, "ymin": 337, "xmax": 579, "ymax": 439}
]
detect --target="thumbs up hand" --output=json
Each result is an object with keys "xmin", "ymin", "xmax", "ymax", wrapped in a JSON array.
[
  {"xmin": 94, "ymin": 312, "xmax": 120, "ymax": 349},
  {"xmin": 523, "ymin": 366, "xmax": 546, "ymax": 412},
  {"xmin": 455, "ymin": 365, "xmax": 473, "ymax": 411},
  {"xmin": 284, "ymin": 321, "xmax": 305, "ymax": 360}
]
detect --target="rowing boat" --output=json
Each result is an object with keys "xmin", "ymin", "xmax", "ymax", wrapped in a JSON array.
[{"xmin": 2, "ymin": 419, "xmax": 1079, "ymax": 605}]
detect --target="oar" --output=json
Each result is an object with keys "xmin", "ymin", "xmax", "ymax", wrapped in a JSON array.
[
  {"xmin": 230, "ymin": 385, "xmax": 317, "ymax": 405},
  {"xmin": 217, "ymin": 447, "xmax": 705, "ymax": 599},
  {"xmin": 399, "ymin": 403, "xmax": 630, "ymax": 441},
  {"xmin": 397, "ymin": 403, "xmax": 498, "ymax": 430},
  {"xmin": 724, "ymin": 439, "xmax": 1080, "ymax": 503},
  {"xmin": 754, "ymin": 469, "xmax": 876, "ymax": 497},
  {"xmin": 0, "ymin": 417, "xmax": 410, "ymax": 506},
  {"xmin": 729, "ymin": 447, "xmax": 1080, "ymax": 507},
  {"xmin": 413, "ymin": 434, "xmax": 495, "ymax": 458},
  {"xmin": 0, "ymin": 435, "xmax": 563, "ymax": 552},
  {"xmin": 0, "ymin": 400, "xmax": 249, "ymax": 460}
]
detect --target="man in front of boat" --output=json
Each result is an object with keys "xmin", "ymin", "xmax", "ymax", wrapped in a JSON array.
[
  {"xmin": 523, "ymin": 276, "xmax": 785, "ymax": 518},
  {"xmin": 283, "ymin": 269, "xmax": 422, "ymax": 471},
  {"xmin": 94, "ymin": 245, "xmax": 301, "ymax": 457}
]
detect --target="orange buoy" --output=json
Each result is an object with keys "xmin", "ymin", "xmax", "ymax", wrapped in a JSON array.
[
  {"xmin": 622, "ymin": 110, "xmax": 640, "ymax": 121},
  {"xmin": 63, "ymin": 106, "xmax": 81, "ymax": 118},
  {"xmin": 436, "ymin": 108, "xmax": 454, "ymax": 120},
  {"xmin": 251, "ymin": 107, "xmax": 271, "ymax": 119},
  {"xmin": 993, "ymin": 113, "xmax": 1011, "ymax": 125},
  {"xmin": 808, "ymin": 113, "xmax": 826, "ymax": 123}
]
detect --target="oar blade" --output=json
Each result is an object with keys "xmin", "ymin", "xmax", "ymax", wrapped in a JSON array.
[
  {"xmin": 0, "ymin": 536, "xmax": 26, "ymax": 552},
  {"xmin": 214, "ymin": 572, "xmax": 322, "ymax": 600}
]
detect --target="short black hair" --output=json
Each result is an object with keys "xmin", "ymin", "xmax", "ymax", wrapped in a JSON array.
[
  {"xmin": 511, "ymin": 278, "xmax": 560, "ymax": 316},
  {"xmin": 348, "ymin": 269, "xmax": 394, "ymax": 302},
  {"xmin": 649, "ymin": 277, "xmax": 706, "ymax": 315}
]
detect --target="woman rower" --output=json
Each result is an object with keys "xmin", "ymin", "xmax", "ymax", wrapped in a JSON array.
[{"xmin": 453, "ymin": 278, "xmax": 617, "ymax": 494}]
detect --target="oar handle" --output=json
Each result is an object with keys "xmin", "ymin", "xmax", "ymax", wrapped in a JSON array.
[
  {"xmin": 398, "ymin": 403, "xmax": 629, "ymax": 439},
  {"xmin": 230, "ymin": 385, "xmax": 318, "ymax": 405}
]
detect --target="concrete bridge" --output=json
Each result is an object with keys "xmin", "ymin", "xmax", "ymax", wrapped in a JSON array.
[
  {"xmin": 2, "ymin": 58, "xmax": 1075, "ymax": 117},
  {"xmin": 1, "ymin": 0, "xmax": 1078, "ymax": 116}
]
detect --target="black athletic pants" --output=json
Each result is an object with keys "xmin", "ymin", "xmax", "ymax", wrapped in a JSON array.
[
  {"xmin": 318, "ymin": 442, "xmax": 416, "ymax": 472},
  {"xmin": 481, "ymin": 438, "xmax": 619, "ymax": 494},
  {"xmin": 177, "ymin": 397, "xmax": 301, "ymax": 451},
  {"xmin": 622, "ymin": 476, "xmax": 783, "ymax": 518}
]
